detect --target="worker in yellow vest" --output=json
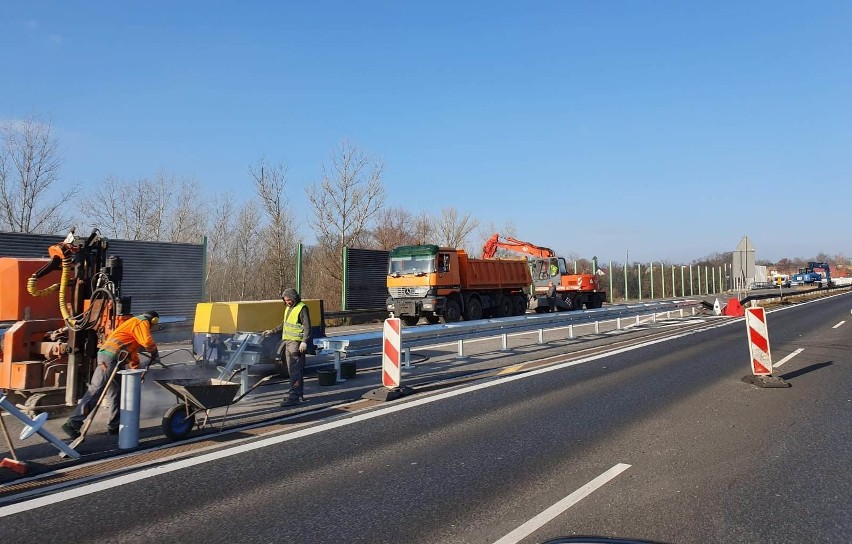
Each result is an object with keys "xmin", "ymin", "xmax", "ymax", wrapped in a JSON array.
[{"xmin": 263, "ymin": 289, "xmax": 312, "ymax": 407}]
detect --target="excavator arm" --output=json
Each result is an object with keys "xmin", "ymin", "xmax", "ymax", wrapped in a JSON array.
[{"xmin": 482, "ymin": 234, "xmax": 555, "ymax": 259}]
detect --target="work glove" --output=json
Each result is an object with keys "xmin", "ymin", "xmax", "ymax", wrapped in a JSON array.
[
  {"xmin": 262, "ymin": 330, "xmax": 273, "ymax": 337},
  {"xmin": 299, "ymin": 342, "xmax": 307, "ymax": 354}
]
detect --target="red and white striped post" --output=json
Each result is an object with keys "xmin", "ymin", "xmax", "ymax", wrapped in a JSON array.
[
  {"xmin": 743, "ymin": 306, "xmax": 789, "ymax": 388},
  {"xmin": 361, "ymin": 317, "xmax": 412, "ymax": 401},
  {"xmin": 382, "ymin": 318, "xmax": 401, "ymax": 389}
]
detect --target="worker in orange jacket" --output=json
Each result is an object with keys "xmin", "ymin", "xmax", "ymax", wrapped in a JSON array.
[{"xmin": 62, "ymin": 311, "xmax": 160, "ymax": 439}]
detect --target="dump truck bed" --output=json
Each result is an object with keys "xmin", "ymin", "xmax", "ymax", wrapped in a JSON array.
[{"xmin": 459, "ymin": 256, "xmax": 531, "ymax": 290}]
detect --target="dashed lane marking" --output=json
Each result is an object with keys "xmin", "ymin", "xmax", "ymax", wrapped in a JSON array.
[
  {"xmin": 492, "ymin": 463, "xmax": 632, "ymax": 544},
  {"xmin": 773, "ymin": 348, "xmax": 804, "ymax": 369}
]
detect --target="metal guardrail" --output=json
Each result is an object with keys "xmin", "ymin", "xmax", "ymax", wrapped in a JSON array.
[
  {"xmin": 740, "ymin": 283, "xmax": 850, "ymax": 305},
  {"xmin": 315, "ymin": 299, "xmax": 703, "ymax": 374}
]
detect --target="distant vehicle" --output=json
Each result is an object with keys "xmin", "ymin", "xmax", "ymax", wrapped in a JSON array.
[
  {"xmin": 790, "ymin": 262, "xmax": 833, "ymax": 287},
  {"xmin": 771, "ymin": 274, "xmax": 791, "ymax": 288}
]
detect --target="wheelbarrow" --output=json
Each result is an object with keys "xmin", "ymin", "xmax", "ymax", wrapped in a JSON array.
[{"xmin": 155, "ymin": 374, "xmax": 275, "ymax": 440}]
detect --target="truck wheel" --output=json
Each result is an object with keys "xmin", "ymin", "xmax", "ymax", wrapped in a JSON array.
[
  {"xmin": 401, "ymin": 316, "xmax": 420, "ymax": 326},
  {"xmin": 444, "ymin": 300, "xmax": 462, "ymax": 323},
  {"xmin": 465, "ymin": 298, "xmax": 483, "ymax": 321},
  {"xmin": 493, "ymin": 296, "xmax": 511, "ymax": 318},
  {"xmin": 425, "ymin": 316, "xmax": 440, "ymax": 325},
  {"xmin": 513, "ymin": 295, "xmax": 528, "ymax": 316}
]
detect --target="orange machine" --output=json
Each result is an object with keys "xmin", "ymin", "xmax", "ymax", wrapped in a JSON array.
[
  {"xmin": 386, "ymin": 244, "xmax": 531, "ymax": 325},
  {"xmin": 0, "ymin": 229, "xmax": 130, "ymax": 412},
  {"xmin": 482, "ymin": 234, "xmax": 605, "ymax": 311}
]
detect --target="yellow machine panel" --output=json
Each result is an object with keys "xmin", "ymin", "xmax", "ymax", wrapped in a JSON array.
[{"xmin": 193, "ymin": 299, "xmax": 325, "ymax": 335}]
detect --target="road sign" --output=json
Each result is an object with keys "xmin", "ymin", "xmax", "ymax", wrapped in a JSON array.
[
  {"xmin": 745, "ymin": 307, "xmax": 772, "ymax": 375},
  {"xmin": 382, "ymin": 318, "xmax": 401, "ymax": 388}
]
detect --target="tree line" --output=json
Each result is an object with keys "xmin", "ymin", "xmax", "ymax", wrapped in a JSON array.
[{"xmin": 2, "ymin": 114, "xmax": 847, "ymax": 308}]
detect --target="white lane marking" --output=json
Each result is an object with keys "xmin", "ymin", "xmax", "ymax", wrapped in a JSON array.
[
  {"xmin": 492, "ymin": 463, "xmax": 632, "ymax": 544},
  {"xmin": 0, "ymin": 318, "xmax": 747, "ymax": 516},
  {"xmin": 832, "ymin": 321, "xmax": 845, "ymax": 329},
  {"xmin": 773, "ymin": 348, "xmax": 804, "ymax": 369}
]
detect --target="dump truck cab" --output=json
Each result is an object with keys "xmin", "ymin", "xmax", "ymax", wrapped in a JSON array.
[{"xmin": 386, "ymin": 245, "xmax": 456, "ymax": 326}]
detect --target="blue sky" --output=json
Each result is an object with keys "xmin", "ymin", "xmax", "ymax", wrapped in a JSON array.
[{"xmin": 2, "ymin": 1, "xmax": 850, "ymax": 263}]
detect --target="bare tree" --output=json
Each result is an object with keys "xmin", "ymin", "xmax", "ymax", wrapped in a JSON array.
[
  {"xmin": 123, "ymin": 178, "xmax": 156, "ymax": 240},
  {"xmin": 87, "ymin": 175, "xmax": 125, "ymax": 237},
  {"xmin": 0, "ymin": 113, "xmax": 77, "ymax": 233},
  {"xmin": 369, "ymin": 206, "xmax": 420, "ymax": 250},
  {"xmin": 433, "ymin": 206, "xmax": 479, "ymax": 249},
  {"xmin": 305, "ymin": 141, "xmax": 386, "ymax": 309},
  {"xmin": 204, "ymin": 192, "xmax": 236, "ymax": 301},
  {"xmin": 306, "ymin": 140, "xmax": 386, "ymax": 254},
  {"xmin": 411, "ymin": 210, "xmax": 433, "ymax": 245},
  {"xmin": 167, "ymin": 177, "xmax": 207, "ymax": 244},
  {"xmin": 231, "ymin": 200, "xmax": 262, "ymax": 300},
  {"xmin": 251, "ymin": 157, "xmax": 298, "ymax": 296},
  {"xmin": 148, "ymin": 170, "xmax": 174, "ymax": 241}
]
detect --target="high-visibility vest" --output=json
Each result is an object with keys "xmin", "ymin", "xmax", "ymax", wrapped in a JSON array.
[
  {"xmin": 282, "ymin": 302, "xmax": 307, "ymax": 341},
  {"xmin": 100, "ymin": 315, "xmax": 157, "ymax": 368}
]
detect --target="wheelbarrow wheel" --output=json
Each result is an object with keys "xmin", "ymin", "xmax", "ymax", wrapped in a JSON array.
[{"xmin": 162, "ymin": 403, "xmax": 196, "ymax": 440}]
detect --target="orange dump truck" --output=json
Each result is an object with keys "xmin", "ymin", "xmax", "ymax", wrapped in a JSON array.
[{"xmin": 386, "ymin": 245, "xmax": 531, "ymax": 325}]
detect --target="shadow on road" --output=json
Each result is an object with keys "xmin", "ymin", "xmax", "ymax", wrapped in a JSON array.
[{"xmin": 778, "ymin": 361, "xmax": 833, "ymax": 381}]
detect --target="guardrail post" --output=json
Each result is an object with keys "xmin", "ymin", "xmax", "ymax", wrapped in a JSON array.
[
  {"xmin": 538, "ymin": 329, "xmax": 544, "ymax": 344},
  {"xmin": 501, "ymin": 333, "xmax": 508, "ymax": 351},
  {"xmin": 635, "ymin": 315, "xmax": 640, "ymax": 326},
  {"xmin": 403, "ymin": 347, "xmax": 412, "ymax": 369},
  {"xmin": 667, "ymin": 310, "xmax": 671, "ymax": 319},
  {"xmin": 616, "ymin": 317, "xmax": 621, "ymax": 330},
  {"xmin": 652, "ymin": 313, "xmax": 657, "ymax": 324},
  {"xmin": 691, "ymin": 307, "xmax": 696, "ymax": 316},
  {"xmin": 568, "ymin": 324, "xmax": 574, "ymax": 339},
  {"xmin": 680, "ymin": 309, "xmax": 684, "ymax": 318},
  {"xmin": 457, "ymin": 339, "xmax": 466, "ymax": 359},
  {"xmin": 594, "ymin": 321, "xmax": 600, "ymax": 334}
]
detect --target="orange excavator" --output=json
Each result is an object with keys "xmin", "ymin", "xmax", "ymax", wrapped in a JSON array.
[
  {"xmin": 0, "ymin": 228, "xmax": 132, "ymax": 413},
  {"xmin": 482, "ymin": 234, "xmax": 605, "ymax": 311}
]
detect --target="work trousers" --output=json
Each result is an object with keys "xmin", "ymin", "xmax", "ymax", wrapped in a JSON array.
[
  {"xmin": 67, "ymin": 351, "xmax": 122, "ymax": 430},
  {"xmin": 283, "ymin": 340, "xmax": 306, "ymax": 400}
]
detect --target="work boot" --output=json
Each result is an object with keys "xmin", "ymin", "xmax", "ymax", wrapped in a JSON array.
[
  {"xmin": 62, "ymin": 421, "xmax": 81, "ymax": 439},
  {"xmin": 280, "ymin": 396, "xmax": 302, "ymax": 408},
  {"xmin": 107, "ymin": 426, "xmax": 119, "ymax": 436}
]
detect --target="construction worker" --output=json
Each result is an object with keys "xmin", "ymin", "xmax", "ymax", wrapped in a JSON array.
[
  {"xmin": 263, "ymin": 288, "xmax": 312, "ymax": 407},
  {"xmin": 62, "ymin": 311, "xmax": 160, "ymax": 439},
  {"xmin": 547, "ymin": 281, "xmax": 558, "ymax": 312}
]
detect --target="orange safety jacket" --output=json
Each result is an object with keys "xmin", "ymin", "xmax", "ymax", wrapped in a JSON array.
[{"xmin": 99, "ymin": 315, "xmax": 158, "ymax": 369}]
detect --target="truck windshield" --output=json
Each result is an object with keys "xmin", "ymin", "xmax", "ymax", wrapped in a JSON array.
[{"xmin": 389, "ymin": 254, "xmax": 436, "ymax": 275}]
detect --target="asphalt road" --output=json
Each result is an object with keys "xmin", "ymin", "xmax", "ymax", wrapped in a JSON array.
[{"xmin": 2, "ymin": 293, "xmax": 850, "ymax": 544}]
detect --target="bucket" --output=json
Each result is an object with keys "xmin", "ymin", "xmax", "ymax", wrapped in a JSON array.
[
  {"xmin": 317, "ymin": 369, "xmax": 337, "ymax": 386},
  {"xmin": 340, "ymin": 361, "xmax": 357, "ymax": 379}
]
